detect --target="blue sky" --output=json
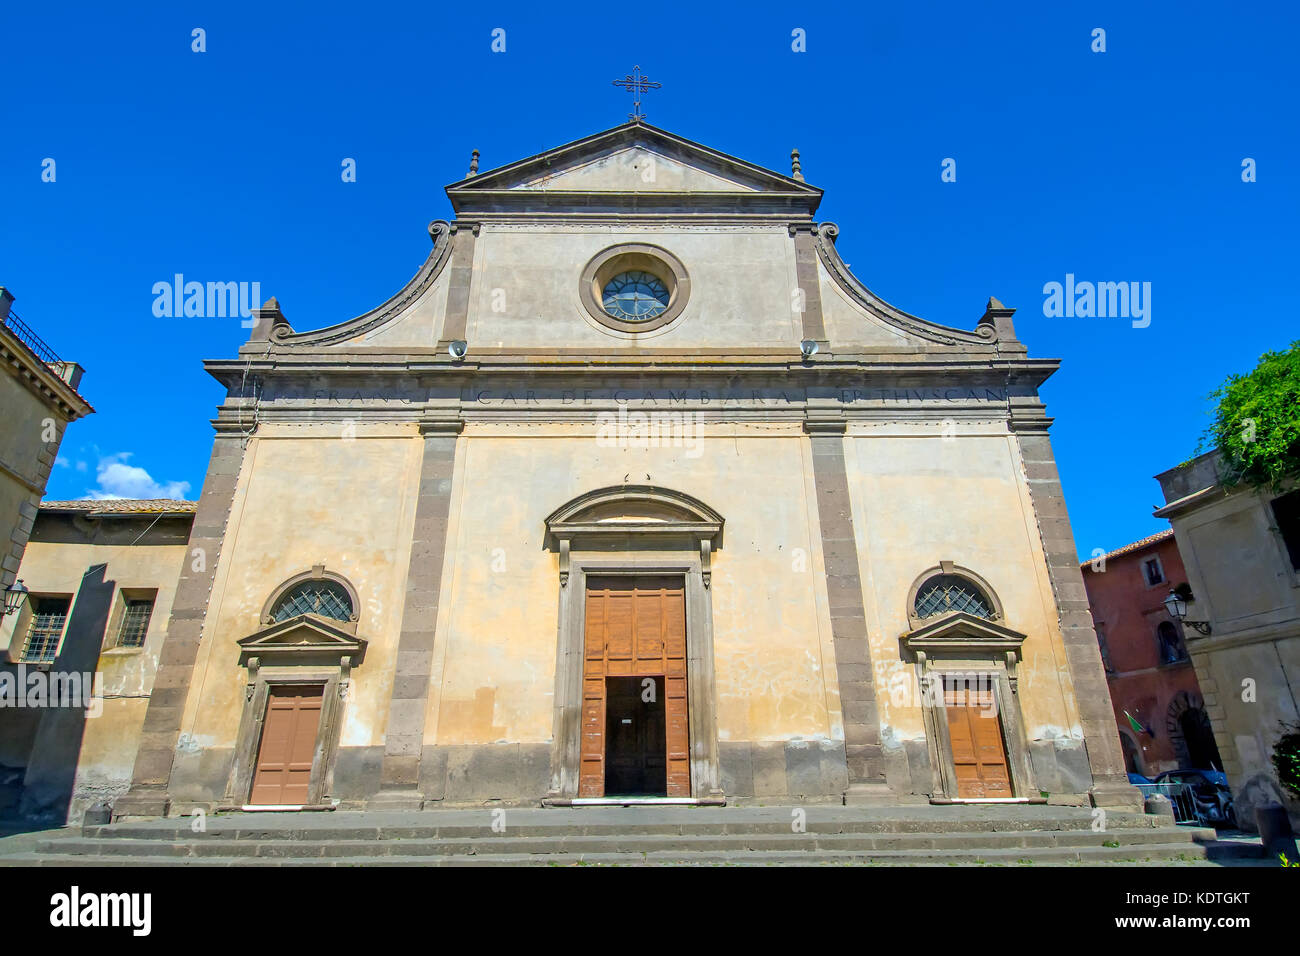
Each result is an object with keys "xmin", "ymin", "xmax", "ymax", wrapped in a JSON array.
[{"xmin": 2, "ymin": 2, "xmax": 1296, "ymax": 559}]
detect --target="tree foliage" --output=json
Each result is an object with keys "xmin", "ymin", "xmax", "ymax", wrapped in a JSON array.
[
  {"xmin": 1273, "ymin": 722, "xmax": 1300, "ymax": 799},
  {"xmin": 1199, "ymin": 340, "xmax": 1300, "ymax": 489}
]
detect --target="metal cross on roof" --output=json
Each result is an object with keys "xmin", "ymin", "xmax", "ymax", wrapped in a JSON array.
[{"xmin": 612, "ymin": 65, "xmax": 661, "ymax": 122}]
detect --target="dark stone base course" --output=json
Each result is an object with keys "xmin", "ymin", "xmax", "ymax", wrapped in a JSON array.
[
  {"xmin": 1029, "ymin": 738, "xmax": 1095, "ymax": 796},
  {"xmin": 120, "ymin": 736, "xmax": 1110, "ymax": 818},
  {"xmin": 720, "ymin": 739, "xmax": 849, "ymax": 801}
]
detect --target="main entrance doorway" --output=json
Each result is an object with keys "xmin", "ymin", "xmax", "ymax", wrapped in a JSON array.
[
  {"xmin": 605, "ymin": 676, "xmax": 667, "ymax": 795},
  {"xmin": 580, "ymin": 576, "xmax": 689, "ymax": 797},
  {"xmin": 250, "ymin": 684, "xmax": 323, "ymax": 805},
  {"xmin": 944, "ymin": 678, "xmax": 1013, "ymax": 799}
]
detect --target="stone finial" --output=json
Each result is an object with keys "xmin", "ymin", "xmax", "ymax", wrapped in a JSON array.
[
  {"xmin": 791, "ymin": 148, "xmax": 804, "ymax": 182},
  {"xmin": 469, "ymin": 149, "xmax": 479, "ymax": 177},
  {"xmin": 978, "ymin": 295, "xmax": 1020, "ymax": 344},
  {"xmin": 247, "ymin": 296, "xmax": 287, "ymax": 344}
]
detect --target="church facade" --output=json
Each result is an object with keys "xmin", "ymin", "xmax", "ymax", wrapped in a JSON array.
[{"xmin": 107, "ymin": 121, "xmax": 1139, "ymax": 817}]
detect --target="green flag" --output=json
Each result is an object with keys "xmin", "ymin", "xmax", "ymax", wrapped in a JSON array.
[{"xmin": 1124, "ymin": 710, "xmax": 1147, "ymax": 736}]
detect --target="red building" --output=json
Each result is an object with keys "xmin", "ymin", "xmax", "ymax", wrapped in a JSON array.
[{"xmin": 1081, "ymin": 531, "xmax": 1222, "ymax": 777}]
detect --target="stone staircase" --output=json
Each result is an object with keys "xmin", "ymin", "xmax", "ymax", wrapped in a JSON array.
[{"xmin": 0, "ymin": 805, "xmax": 1267, "ymax": 866}]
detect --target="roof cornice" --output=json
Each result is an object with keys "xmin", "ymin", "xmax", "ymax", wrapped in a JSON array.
[{"xmin": 0, "ymin": 325, "xmax": 94, "ymax": 420}]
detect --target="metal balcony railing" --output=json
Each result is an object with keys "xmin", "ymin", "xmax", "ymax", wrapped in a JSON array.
[{"xmin": 1, "ymin": 308, "xmax": 63, "ymax": 368}]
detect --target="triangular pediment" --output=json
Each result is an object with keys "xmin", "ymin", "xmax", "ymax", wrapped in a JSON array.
[
  {"xmin": 238, "ymin": 615, "xmax": 368, "ymax": 666},
  {"xmin": 515, "ymin": 144, "xmax": 760, "ymax": 193},
  {"xmin": 900, "ymin": 612, "xmax": 1027, "ymax": 656},
  {"xmin": 447, "ymin": 122, "xmax": 821, "ymax": 219}
]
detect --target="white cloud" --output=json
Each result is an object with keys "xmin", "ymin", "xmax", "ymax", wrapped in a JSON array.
[{"xmin": 84, "ymin": 453, "xmax": 191, "ymax": 500}]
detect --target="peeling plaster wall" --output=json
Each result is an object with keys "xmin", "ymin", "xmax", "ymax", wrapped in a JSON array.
[
  {"xmin": 175, "ymin": 424, "xmax": 423, "ymax": 782},
  {"xmin": 425, "ymin": 423, "xmax": 841, "ymax": 751},
  {"xmin": 843, "ymin": 424, "xmax": 1084, "ymax": 763}
]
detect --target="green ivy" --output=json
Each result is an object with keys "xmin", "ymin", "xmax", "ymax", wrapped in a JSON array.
[
  {"xmin": 1198, "ymin": 340, "xmax": 1300, "ymax": 489},
  {"xmin": 1274, "ymin": 722, "xmax": 1300, "ymax": 799}
]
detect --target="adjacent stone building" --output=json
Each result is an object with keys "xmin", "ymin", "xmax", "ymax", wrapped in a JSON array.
[
  {"xmin": 1154, "ymin": 450, "xmax": 1300, "ymax": 830},
  {"xmin": 0, "ymin": 500, "xmax": 192, "ymax": 822},
  {"xmin": 0, "ymin": 287, "xmax": 93, "ymax": 594},
  {"xmin": 11, "ymin": 121, "xmax": 1136, "ymax": 822},
  {"xmin": 1081, "ymin": 530, "xmax": 1219, "ymax": 777}
]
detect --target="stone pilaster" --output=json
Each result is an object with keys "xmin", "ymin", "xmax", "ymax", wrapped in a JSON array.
[
  {"xmin": 790, "ymin": 223, "xmax": 827, "ymax": 346},
  {"xmin": 112, "ymin": 424, "xmax": 247, "ymax": 819},
  {"xmin": 804, "ymin": 419, "xmax": 891, "ymax": 803},
  {"xmin": 1014, "ymin": 421, "xmax": 1143, "ymax": 810},
  {"xmin": 369, "ymin": 418, "xmax": 461, "ymax": 809},
  {"xmin": 436, "ymin": 222, "xmax": 479, "ymax": 349}
]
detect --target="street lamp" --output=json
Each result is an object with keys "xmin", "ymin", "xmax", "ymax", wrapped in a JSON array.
[
  {"xmin": 3, "ymin": 579, "xmax": 28, "ymax": 617},
  {"xmin": 1163, "ymin": 587, "xmax": 1211, "ymax": 635}
]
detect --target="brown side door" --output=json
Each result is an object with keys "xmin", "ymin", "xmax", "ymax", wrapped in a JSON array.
[
  {"xmin": 945, "ymin": 681, "xmax": 1013, "ymax": 799},
  {"xmin": 250, "ymin": 684, "xmax": 323, "ymax": 805},
  {"xmin": 580, "ymin": 576, "xmax": 689, "ymax": 798}
]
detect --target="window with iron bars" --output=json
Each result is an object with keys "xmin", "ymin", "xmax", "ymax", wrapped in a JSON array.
[
  {"xmin": 271, "ymin": 581, "xmax": 353, "ymax": 622},
  {"xmin": 116, "ymin": 598, "xmax": 154, "ymax": 648},
  {"xmin": 914, "ymin": 574, "xmax": 995, "ymax": 620},
  {"xmin": 20, "ymin": 597, "xmax": 71, "ymax": 663}
]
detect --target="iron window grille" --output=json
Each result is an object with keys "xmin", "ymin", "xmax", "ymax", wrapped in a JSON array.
[
  {"xmin": 116, "ymin": 598, "xmax": 154, "ymax": 647},
  {"xmin": 914, "ymin": 575, "xmax": 995, "ymax": 620},
  {"xmin": 20, "ymin": 597, "xmax": 71, "ymax": 663},
  {"xmin": 271, "ymin": 581, "xmax": 353, "ymax": 622}
]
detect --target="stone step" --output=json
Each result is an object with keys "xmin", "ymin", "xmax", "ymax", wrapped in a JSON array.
[
  {"xmin": 2, "ymin": 841, "xmax": 1261, "ymax": 867},
  {"xmin": 35, "ymin": 826, "xmax": 1238, "ymax": 859},
  {"xmin": 82, "ymin": 810, "xmax": 1168, "ymax": 843}
]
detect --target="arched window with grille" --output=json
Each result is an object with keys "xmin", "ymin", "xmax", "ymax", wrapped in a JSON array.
[
  {"xmin": 260, "ymin": 569, "xmax": 360, "ymax": 631},
  {"xmin": 271, "ymin": 580, "xmax": 353, "ymax": 622},
  {"xmin": 913, "ymin": 573, "xmax": 996, "ymax": 621}
]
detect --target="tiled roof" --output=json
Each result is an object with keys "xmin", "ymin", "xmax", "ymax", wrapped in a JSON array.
[
  {"xmin": 1079, "ymin": 529, "xmax": 1174, "ymax": 569},
  {"xmin": 39, "ymin": 499, "xmax": 197, "ymax": 515}
]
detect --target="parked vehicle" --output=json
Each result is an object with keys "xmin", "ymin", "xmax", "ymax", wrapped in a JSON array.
[{"xmin": 1153, "ymin": 769, "xmax": 1237, "ymax": 828}]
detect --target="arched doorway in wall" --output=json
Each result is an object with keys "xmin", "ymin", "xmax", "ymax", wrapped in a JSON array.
[{"xmin": 1167, "ymin": 690, "xmax": 1223, "ymax": 770}]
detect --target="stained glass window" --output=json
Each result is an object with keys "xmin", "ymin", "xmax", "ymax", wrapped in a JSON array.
[
  {"xmin": 272, "ymin": 581, "xmax": 353, "ymax": 622},
  {"xmin": 602, "ymin": 271, "xmax": 669, "ymax": 321},
  {"xmin": 914, "ymin": 575, "xmax": 994, "ymax": 620}
]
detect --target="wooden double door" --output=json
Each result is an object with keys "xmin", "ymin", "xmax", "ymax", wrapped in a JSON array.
[
  {"xmin": 944, "ymin": 679, "xmax": 1013, "ymax": 799},
  {"xmin": 580, "ymin": 576, "xmax": 690, "ymax": 797},
  {"xmin": 250, "ymin": 684, "xmax": 323, "ymax": 806}
]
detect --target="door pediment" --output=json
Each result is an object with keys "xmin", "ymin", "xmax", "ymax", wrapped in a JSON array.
[
  {"xmin": 237, "ymin": 615, "xmax": 368, "ymax": 668},
  {"xmin": 900, "ymin": 612, "xmax": 1027, "ymax": 658},
  {"xmin": 544, "ymin": 484, "xmax": 723, "ymax": 550}
]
